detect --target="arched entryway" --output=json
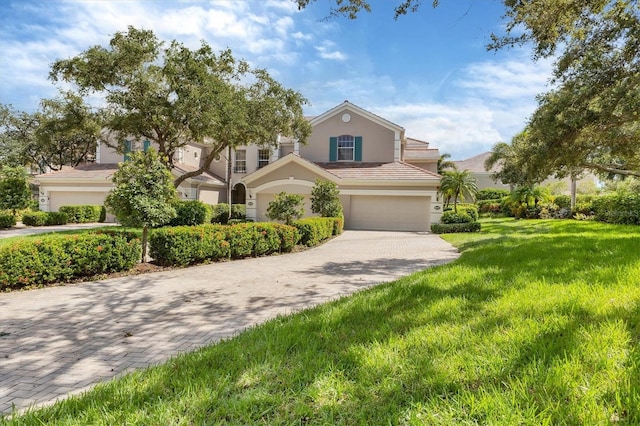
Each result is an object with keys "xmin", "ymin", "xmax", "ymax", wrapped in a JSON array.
[{"xmin": 231, "ymin": 183, "xmax": 246, "ymax": 204}]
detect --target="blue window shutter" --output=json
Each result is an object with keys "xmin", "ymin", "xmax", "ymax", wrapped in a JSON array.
[
  {"xmin": 329, "ymin": 137, "xmax": 338, "ymax": 162},
  {"xmin": 143, "ymin": 140, "xmax": 150, "ymax": 152},
  {"xmin": 124, "ymin": 140, "xmax": 131, "ymax": 161},
  {"xmin": 354, "ymin": 136, "xmax": 363, "ymax": 161}
]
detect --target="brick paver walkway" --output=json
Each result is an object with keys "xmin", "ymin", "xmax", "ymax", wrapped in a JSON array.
[{"xmin": 0, "ymin": 230, "xmax": 459, "ymax": 415}]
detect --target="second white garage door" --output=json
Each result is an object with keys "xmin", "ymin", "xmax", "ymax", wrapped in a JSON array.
[{"xmin": 348, "ymin": 195, "xmax": 430, "ymax": 231}]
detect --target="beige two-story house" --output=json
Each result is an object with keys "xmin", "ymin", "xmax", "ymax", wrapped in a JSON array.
[{"xmin": 35, "ymin": 101, "xmax": 443, "ymax": 231}]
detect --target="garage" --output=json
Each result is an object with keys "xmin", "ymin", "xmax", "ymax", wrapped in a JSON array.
[
  {"xmin": 49, "ymin": 191, "xmax": 109, "ymax": 212},
  {"xmin": 348, "ymin": 195, "xmax": 430, "ymax": 231}
]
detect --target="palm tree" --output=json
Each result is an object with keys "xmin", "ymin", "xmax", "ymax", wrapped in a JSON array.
[
  {"xmin": 437, "ymin": 153, "xmax": 457, "ymax": 175},
  {"xmin": 439, "ymin": 170, "xmax": 478, "ymax": 213}
]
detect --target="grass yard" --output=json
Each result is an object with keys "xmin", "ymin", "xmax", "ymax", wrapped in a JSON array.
[{"xmin": 5, "ymin": 218, "xmax": 640, "ymax": 425}]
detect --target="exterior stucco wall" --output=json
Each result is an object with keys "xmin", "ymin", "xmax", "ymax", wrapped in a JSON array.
[
  {"xmin": 246, "ymin": 163, "xmax": 328, "ymax": 189},
  {"xmin": 405, "ymin": 160, "xmax": 438, "ymax": 174},
  {"xmin": 300, "ymin": 108, "xmax": 396, "ymax": 163}
]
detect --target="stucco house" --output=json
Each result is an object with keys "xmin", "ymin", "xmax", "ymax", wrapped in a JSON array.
[{"xmin": 35, "ymin": 101, "xmax": 443, "ymax": 231}]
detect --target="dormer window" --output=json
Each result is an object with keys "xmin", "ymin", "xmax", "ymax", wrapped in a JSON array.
[{"xmin": 338, "ymin": 135, "xmax": 355, "ymax": 161}]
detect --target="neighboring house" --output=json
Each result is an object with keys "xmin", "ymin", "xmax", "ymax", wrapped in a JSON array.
[
  {"xmin": 35, "ymin": 101, "xmax": 443, "ymax": 231},
  {"xmin": 453, "ymin": 151, "xmax": 599, "ymax": 196}
]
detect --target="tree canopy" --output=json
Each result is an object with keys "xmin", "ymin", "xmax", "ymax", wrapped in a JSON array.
[
  {"xmin": 104, "ymin": 149, "xmax": 177, "ymax": 262},
  {"xmin": 50, "ymin": 26, "xmax": 312, "ymax": 187}
]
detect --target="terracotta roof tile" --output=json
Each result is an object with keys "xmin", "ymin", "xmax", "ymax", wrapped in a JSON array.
[
  {"xmin": 315, "ymin": 161, "xmax": 440, "ymax": 180},
  {"xmin": 35, "ymin": 163, "xmax": 118, "ymax": 180}
]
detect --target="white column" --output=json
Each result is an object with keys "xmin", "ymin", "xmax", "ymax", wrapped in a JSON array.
[
  {"xmin": 245, "ymin": 188, "xmax": 257, "ymax": 221},
  {"xmin": 394, "ymin": 131, "xmax": 401, "ymax": 161}
]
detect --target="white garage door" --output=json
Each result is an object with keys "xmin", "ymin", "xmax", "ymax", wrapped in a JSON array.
[
  {"xmin": 50, "ymin": 191, "xmax": 109, "ymax": 212},
  {"xmin": 349, "ymin": 195, "xmax": 430, "ymax": 231}
]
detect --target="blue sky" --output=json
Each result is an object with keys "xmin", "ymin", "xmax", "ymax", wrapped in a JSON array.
[{"xmin": 0, "ymin": 0, "xmax": 554, "ymax": 160}]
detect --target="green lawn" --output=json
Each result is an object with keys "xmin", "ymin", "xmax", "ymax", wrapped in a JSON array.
[{"xmin": 5, "ymin": 218, "xmax": 640, "ymax": 425}]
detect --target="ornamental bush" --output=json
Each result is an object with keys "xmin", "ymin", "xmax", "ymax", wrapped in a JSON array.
[
  {"xmin": 169, "ymin": 200, "xmax": 213, "ymax": 226},
  {"xmin": 477, "ymin": 199, "xmax": 502, "ymax": 214},
  {"xmin": 149, "ymin": 224, "xmax": 230, "ymax": 266},
  {"xmin": 22, "ymin": 211, "xmax": 69, "ymax": 226},
  {"xmin": 0, "ymin": 212, "xmax": 16, "ymax": 229},
  {"xmin": 211, "ymin": 203, "xmax": 246, "ymax": 224},
  {"xmin": 149, "ymin": 222, "xmax": 299, "ymax": 266},
  {"xmin": 59, "ymin": 205, "xmax": 104, "ymax": 223},
  {"xmin": 293, "ymin": 217, "xmax": 337, "ymax": 247},
  {"xmin": 431, "ymin": 222, "xmax": 481, "ymax": 234},
  {"xmin": 592, "ymin": 193, "xmax": 640, "ymax": 225},
  {"xmin": 0, "ymin": 231, "xmax": 141, "ymax": 290},
  {"xmin": 476, "ymin": 188, "xmax": 510, "ymax": 201},
  {"xmin": 441, "ymin": 211, "xmax": 473, "ymax": 224}
]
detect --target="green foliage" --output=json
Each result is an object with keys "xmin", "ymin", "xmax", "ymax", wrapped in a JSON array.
[
  {"xmin": 105, "ymin": 149, "xmax": 177, "ymax": 261},
  {"xmin": 59, "ymin": 205, "xmax": 103, "ymax": 223},
  {"xmin": 0, "ymin": 232, "xmax": 141, "ymax": 290},
  {"xmin": 431, "ymin": 221, "xmax": 482, "ymax": 234},
  {"xmin": 553, "ymin": 194, "xmax": 572, "ymax": 209},
  {"xmin": 592, "ymin": 193, "xmax": 640, "ymax": 225},
  {"xmin": 310, "ymin": 179, "xmax": 343, "ymax": 218},
  {"xmin": 169, "ymin": 200, "xmax": 212, "ymax": 226},
  {"xmin": 0, "ymin": 166, "xmax": 32, "ymax": 215},
  {"xmin": 149, "ymin": 224, "xmax": 230, "ymax": 267},
  {"xmin": 441, "ymin": 211, "xmax": 473, "ymax": 224},
  {"xmin": 266, "ymin": 192, "xmax": 305, "ymax": 225},
  {"xmin": 0, "ymin": 212, "xmax": 16, "ymax": 229},
  {"xmin": 22, "ymin": 211, "xmax": 69, "ymax": 226},
  {"xmin": 211, "ymin": 203, "xmax": 246, "ymax": 224},
  {"xmin": 476, "ymin": 199, "xmax": 502, "ymax": 214},
  {"xmin": 476, "ymin": 188, "xmax": 511, "ymax": 201},
  {"xmin": 50, "ymin": 26, "xmax": 312, "ymax": 187},
  {"xmin": 293, "ymin": 217, "xmax": 338, "ymax": 247},
  {"xmin": 439, "ymin": 170, "xmax": 478, "ymax": 212},
  {"xmin": 149, "ymin": 223, "xmax": 298, "ymax": 266}
]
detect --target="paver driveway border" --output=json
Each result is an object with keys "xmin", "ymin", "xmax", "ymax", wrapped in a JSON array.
[{"xmin": 0, "ymin": 230, "xmax": 459, "ymax": 416}]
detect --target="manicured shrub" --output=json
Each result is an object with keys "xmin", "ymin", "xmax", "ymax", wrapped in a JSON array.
[
  {"xmin": 332, "ymin": 216, "xmax": 344, "ymax": 235},
  {"xmin": 0, "ymin": 212, "xmax": 16, "ymax": 229},
  {"xmin": 169, "ymin": 200, "xmax": 213, "ymax": 226},
  {"xmin": 211, "ymin": 203, "xmax": 246, "ymax": 224},
  {"xmin": 592, "ymin": 193, "xmax": 640, "ymax": 225},
  {"xmin": 476, "ymin": 188, "xmax": 510, "ymax": 201},
  {"xmin": 431, "ymin": 222, "xmax": 482, "ymax": 234},
  {"xmin": 45, "ymin": 212, "xmax": 69, "ymax": 225},
  {"xmin": 0, "ymin": 232, "xmax": 141, "ymax": 290},
  {"xmin": 441, "ymin": 211, "xmax": 473, "ymax": 224},
  {"xmin": 59, "ymin": 205, "xmax": 103, "ymax": 223},
  {"xmin": 149, "ymin": 224, "xmax": 230, "ymax": 266},
  {"xmin": 22, "ymin": 211, "xmax": 69, "ymax": 226},
  {"xmin": 149, "ymin": 222, "xmax": 298, "ymax": 266},
  {"xmin": 293, "ymin": 217, "xmax": 335, "ymax": 247},
  {"xmin": 22, "ymin": 211, "xmax": 48, "ymax": 226},
  {"xmin": 553, "ymin": 194, "xmax": 572, "ymax": 209}
]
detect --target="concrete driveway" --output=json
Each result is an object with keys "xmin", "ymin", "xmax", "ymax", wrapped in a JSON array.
[{"xmin": 0, "ymin": 230, "xmax": 459, "ymax": 415}]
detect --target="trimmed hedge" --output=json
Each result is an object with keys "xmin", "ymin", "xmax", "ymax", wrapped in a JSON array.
[
  {"xmin": 169, "ymin": 200, "xmax": 213, "ymax": 226},
  {"xmin": 149, "ymin": 222, "xmax": 299, "ymax": 267},
  {"xmin": 211, "ymin": 203, "xmax": 246, "ymax": 224},
  {"xmin": 0, "ymin": 231, "xmax": 141, "ymax": 290},
  {"xmin": 293, "ymin": 217, "xmax": 340, "ymax": 247},
  {"xmin": 59, "ymin": 205, "xmax": 105, "ymax": 223},
  {"xmin": 592, "ymin": 193, "xmax": 640, "ymax": 225},
  {"xmin": 22, "ymin": 211, "xmax": 69, "ymax": 226},
  {"xmin": 441, "ymin": 211, "xmax": 473, "ymax": 224},
  {"xmin": 431, "ymin": 222, "xmax": 482, "ymax": 234},
  {"xmin": 477, "ymin": 199, "xmax": 502, "ymax": 214},
  {"xmin": 476, "ymin": 188, "xmax": 510, "ymax": 201},
  {"xmin": 0, "ymin": 213, "xmax": 16, "ymax": 229}
]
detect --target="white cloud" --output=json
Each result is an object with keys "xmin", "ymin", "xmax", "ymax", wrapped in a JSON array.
[{"xmin": 315, "ymin": 40, "xmax": 347, "ymax": 61}]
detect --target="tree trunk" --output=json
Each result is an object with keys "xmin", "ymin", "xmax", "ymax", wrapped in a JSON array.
[
  {"xmin": 142, "ymin": 226, "xmax": 148, "ymax": 263},
  {"xmin": 570, "ymin": 176, "xmax": 577, "ymax": 210}
]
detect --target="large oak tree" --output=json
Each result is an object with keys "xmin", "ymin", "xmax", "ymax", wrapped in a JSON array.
[{"xmin": 50, "ymin": 26, "xmax": 312, "ymax": 187}]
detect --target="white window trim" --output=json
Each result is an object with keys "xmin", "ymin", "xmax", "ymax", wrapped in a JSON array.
[
  {"xmin": 338, "ymin": 135, "xmax": 355, "ymax": 162},
  {"xmin": 234, "ymin": 149, "xmax": 247, "ymax": 173}
]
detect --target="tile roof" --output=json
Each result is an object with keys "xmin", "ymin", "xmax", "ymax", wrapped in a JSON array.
[
  {"xmin": 172, "ymin": 164, "xmax": 225, "ymax": 185},
  {"xmin": 35, "ymin": 163, "xmax": 118, "ymax": 180},
  {"xmin": 453, "ymin": 151, "xmax": 501, "ymax": 173},
  {"xmin": 315, "ymin": 161, "xmax": 440, "ymax": 180}
]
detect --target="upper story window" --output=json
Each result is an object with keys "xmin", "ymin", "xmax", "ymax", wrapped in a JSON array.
[
  {"xmin": 338, "ymin": 135, "xmax": 355, "ymax": 161},
  {"xmin": 234, "ymin": 149, "xmax": 247, "ymax": 173},
  {"xmin": 258, "ymin": 149, "xmax": 270, "ymax": 169}
]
